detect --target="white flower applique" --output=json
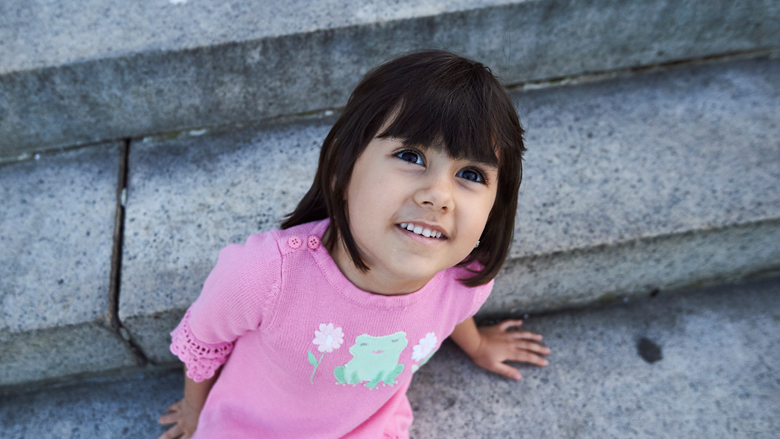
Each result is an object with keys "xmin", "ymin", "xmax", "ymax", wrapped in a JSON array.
[
  {"xmin": 308, "ymin": 323, "xmax": 345, "ymax": 384},
  {"xmin": 411, "ymin": 332, "xmax": 438, "ymax": 372}
]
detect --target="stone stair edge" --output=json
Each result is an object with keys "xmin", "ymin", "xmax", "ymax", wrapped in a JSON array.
[
  {"xmin": 5, "ymin": 46, "xmax": 778, "ymax": 168},
  {"xmin": 511, "ymin": 216, "xmax": 780, "ymax": 260},
  {"xmin": 3, "ymin": 277, "xmax": 779, "ymax": 437},
  {"xmin": 3, "ymin": 219, "xmax": 778, "ymax": 389},
  {"xmin": 1, "ymin": 0, "xmax": 521, "ymax": 75},
  {"xmin": 21, "ymin": 271, "xmax": 779, "ymax": 396},
  {"xmin": 119, "ymin": 266, "xmax": 780, "ymax": 369},
  {"xmin": 8, "ymin": 0, "xmax": 778, "ymax": 76},
  {"xmin": 0, "ymin": 359, "xmax": 173, "ymax": 397},
  {"xmin": 0, "ymin": 319, "xmax": 140, "ymax": 389},
  {"xmin": 2, "ymin": 0, "xmax": 779, "ymax": 159},
  {"xmin": 118, "ymin": 215, "xmax": 780, "ymax": 321},
  {"xmin": 3, "ymin": 48, "xmax": 777, "ymax": 171},
  {"xmin": 493, "ymin": 218, "xmax": 780, "ymax": 312},
  {"xmin": 116, "ymin": 215, "xmax": 780, "ymax": 366}
]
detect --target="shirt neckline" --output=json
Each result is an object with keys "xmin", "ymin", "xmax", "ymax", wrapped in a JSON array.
[{"xmin": 308, "ymin": 218, "xmax": 443, "ymax": 309}]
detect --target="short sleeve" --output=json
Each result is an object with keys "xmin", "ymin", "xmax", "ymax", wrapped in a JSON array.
[
  {"xmin": 464, "ymin": 279, "xmax": 494, "ymax": 321},
  {"xmin": 169, "ymin": 231, "xmax": 282, "ymax": 382}
]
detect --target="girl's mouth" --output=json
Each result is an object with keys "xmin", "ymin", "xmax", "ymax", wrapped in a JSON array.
[{"xmin": 397, "ymin": 223, "xmax": 447, "ymax": 240}]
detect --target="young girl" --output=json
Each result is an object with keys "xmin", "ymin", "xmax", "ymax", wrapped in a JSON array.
[{"xmin": 158, "ymin": 50, "xmax": 550, "ymax": 439}]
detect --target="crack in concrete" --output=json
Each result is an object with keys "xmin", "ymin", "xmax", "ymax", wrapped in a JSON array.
[{"xmin": 108, "ymin": 139, "xmax": 149, "ymax": 365}]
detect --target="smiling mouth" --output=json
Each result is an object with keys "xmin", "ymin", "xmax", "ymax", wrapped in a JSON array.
[{"xmin": 398, "ymin": 223, "xmax": 447, "ymax": 239}]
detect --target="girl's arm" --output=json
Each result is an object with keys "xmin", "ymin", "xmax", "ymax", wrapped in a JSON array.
[
  {"xmin": 158, "ymin": 364, "xmax": 220, "ymax": 439},
  {"xmin": 450, "ymin": 317, "xmax": 550, "ymax": 381}
]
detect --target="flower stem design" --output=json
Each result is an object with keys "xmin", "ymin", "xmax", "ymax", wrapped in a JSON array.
[
  {"xmin": 308, "ymin": 323, "xmax": 345, "ymax": 384},
  {"xmin": 308, "ymin": 351, "xmax": 326, "ymax": 384}
]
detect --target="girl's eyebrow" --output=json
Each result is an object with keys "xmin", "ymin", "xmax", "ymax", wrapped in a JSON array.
[{"xmin": 470, "ymin": 159, "xmax": 499, "ymax": 169}]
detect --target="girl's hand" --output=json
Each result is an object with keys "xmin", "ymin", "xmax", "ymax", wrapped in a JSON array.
[
  {"xmin": 158, "ymin": 398, "xmax": 200, "ymax": 439},
  {"xmin": 469, "ymin": 319, "xmax": 550, "ymax": 381}
]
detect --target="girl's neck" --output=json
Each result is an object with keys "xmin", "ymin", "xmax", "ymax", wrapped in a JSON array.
[{"xmin": 323, "ymin": 226, "xmax": 431, "ymax": 296}]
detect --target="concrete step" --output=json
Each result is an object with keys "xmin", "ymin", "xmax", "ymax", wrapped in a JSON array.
[
  {"xmin": 2, "ymin": 54, "xmax": 778, "ymax": 390},
  {"xmin": 0, "ymin": 143, "xmax": 141, "ymax": 389},
  {"xmin": 2, "ymin": 0, "xmax": 779, "ymax": 161},
  {"xmin": 118, "ymin": 56, "xmax": 780, "ymax": 365},
  {"xmin": 3, "ymin": 278, "xmax": 778, "ymax": 438}
]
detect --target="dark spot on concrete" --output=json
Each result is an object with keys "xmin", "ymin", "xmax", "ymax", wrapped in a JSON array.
[
  {"xmin": 650, "ymin": 288, "xmax": 660, "ymax": 297},
  {"xmin": 57, "ymin": 279, "xmax": 64, "ymax": 285},
  {"xmin": 637, "ymin": 338, "xmax": 662, "ymax": 363}
]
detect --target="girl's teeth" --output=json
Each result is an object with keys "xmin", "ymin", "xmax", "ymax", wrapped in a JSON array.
[{"xmin": 400, "ymin": 223, "xmax": 443, "ymax": 239}]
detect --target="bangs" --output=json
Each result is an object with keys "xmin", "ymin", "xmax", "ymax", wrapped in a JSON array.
[{"xmin": 373, "ymin": 68, "xmax": 507, "ymax": 167}]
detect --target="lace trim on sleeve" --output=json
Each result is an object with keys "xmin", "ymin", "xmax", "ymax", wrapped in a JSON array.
[{"xmin": 170, "ymin": 310, "xmax": 234, "ymax": 382}]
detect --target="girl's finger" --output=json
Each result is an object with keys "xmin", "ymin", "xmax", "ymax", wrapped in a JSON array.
[
  {"xmin": 157, "ymin": 423, "xmax": 182, "ymax": 439},
  {"xmin": 512, "ymin": 350, "xmax": 549, "ymax": 367},
  {"xmin": 511, "ymin": 331, "xmax": 543, "ymax": 341},
  {"xmin": 515, "ymin": 341, "xmax": 551, "ymax": 355},
  {"xmin": 167, "ymin": 401, "xmax": 181, "ymax": 412},
  {"xmin": 492, "ymin": 362, "xmax": 522, "ymax": 381},
  {"xmin": 498, "ymin": 319, "xmax": 523, "ymax": 331},
  {"xmin": 158, "ymin": 412, "xmax": 178, "ymax": 425}
]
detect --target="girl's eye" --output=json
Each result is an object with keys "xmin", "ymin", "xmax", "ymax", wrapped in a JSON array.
[
  {"xmin": 395, "ymin": 149, "xmax": 425, "ymax": 166},
  {"xmin": 457, "ymin": 168, "xmax": 487, "ymax": 184}
]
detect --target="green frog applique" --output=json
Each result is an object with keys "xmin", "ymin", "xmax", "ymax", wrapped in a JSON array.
[{"xmin": 334, "ymin": 332, "xmax": 408, "ymax": 389}]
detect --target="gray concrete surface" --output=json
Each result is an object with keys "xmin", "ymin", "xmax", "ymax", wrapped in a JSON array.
[
  {"xmin": 120, "ymin": 57, "xmax": 780, "ymax": 363},
  {"xmin": 408, "ymin": 278, "xmax": 780, "ymax": 439},
  {"xmin": 4, "ymin": 278, "xmax": 778, "ymax": 438},
  {"xmin": 119, "ymin": 119, "xmax": 328, "ymax": 363},
  {"xmin": 0, "ymin": 144, "xmax": 139, "ymax": 387},
  {"xmin": 3, "ymin": 0, "xmax": 779, "ymax": 159},
  {"xmin": 490, "ymin": 218, "xmax": 780, "ymax": 314}
]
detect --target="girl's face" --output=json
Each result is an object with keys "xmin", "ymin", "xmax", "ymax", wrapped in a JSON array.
[{"xmin": 332, "ymin": 127, "xmax": 498, "ymax": 295}]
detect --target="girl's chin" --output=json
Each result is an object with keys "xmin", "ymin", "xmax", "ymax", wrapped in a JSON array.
[{"xmin": 389, "ymin": 262, "xmax": 449, "ymax": 283}]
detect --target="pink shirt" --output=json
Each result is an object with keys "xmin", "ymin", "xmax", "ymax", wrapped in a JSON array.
[{"xmin": 170, "ymin": 219, "xmax": 493, "ymax": 439}]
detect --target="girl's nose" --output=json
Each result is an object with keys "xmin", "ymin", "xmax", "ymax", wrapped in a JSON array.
[{"xmin": 413, "ymin": 172, "xmax": 454, "ymax": 212}]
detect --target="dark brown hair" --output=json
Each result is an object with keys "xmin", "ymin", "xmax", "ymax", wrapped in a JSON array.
[{"xmin": 282, "ymin": 50, "xmax": 525, "ymax": 287}]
